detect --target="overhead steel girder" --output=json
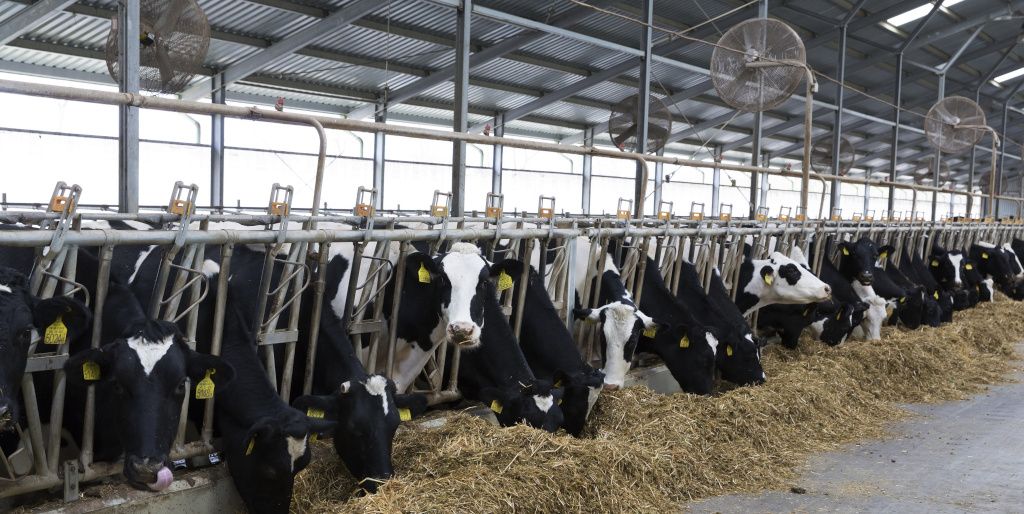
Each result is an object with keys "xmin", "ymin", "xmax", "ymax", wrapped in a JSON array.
[
  {"xmin": 0, "ymin": 0, "xmax": 77, "ymax": 46},
  {"xmin": 179, "ymin": 0, "xmax": 380, "ymax": 101},
  {"xmin": 345, "ymin": 0, "xmax": 617, "ymax": 120}
]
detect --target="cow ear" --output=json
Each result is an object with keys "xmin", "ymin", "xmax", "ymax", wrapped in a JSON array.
[
  {"xmin": 478, "ymin": 386, "xmax": 514, "ymax": 415},
  {"xmin": 573, "ymin": 307, "xmax": 597, "ymax": 322},
  {"xmin": 33, "ymin": 296, "xmax": 92, "ymax": 343},
  {"xmin": 878, "ymin": 245, "xmax": 895, "ymax": 261},
  {"xmin": 405, "ymin": 253, "xmax": 440, "ymax": 286},
  {"xmin": 394, "ymin": 393, "xmax": 429, "ymax": 419},
  {"xmin": 584, "ymin": 368, "xmax": 606, "ymax": 388},
  {"xmin": 838, "ymin": 242, "xmax": 853, "ymax": 257},
  {"xmin": 489, "ymin": 259, "xmax": 524, "ymax": 279},
  {"xmin": 759, "ymin": 265, "xmax": 775, "ymax": 286},
  {"xmin": 64, "ymin": 345, "xmax": 114, "ymax": 385},
  {"xmin": 305, "ymin": 416, "xmax": 337, "ymax": 436},
  {"xmin": 292, "ymin": 394, "xmax": 340, "ymax": 420},
  {"xmin": 243, "ymin": 418, "xmax": 278, "ymax": 452},
  {"xmin": 185, "ymin": 350, "xmax": 235, "ymax": 388}
]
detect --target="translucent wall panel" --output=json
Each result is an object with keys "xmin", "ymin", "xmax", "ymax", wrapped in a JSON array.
[
  {"xmin": 0, "ymin": 130, "xmax": 117, "ymax": 205},
  {"xmin": 225, "ymin": 150, "xmax": 371, "ymax": 210},
  {"xmin": 139, "ymin": 142, "xmax": 211, "ymax": 206}
]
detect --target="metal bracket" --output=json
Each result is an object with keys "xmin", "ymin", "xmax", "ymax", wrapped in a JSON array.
[
  {"xmin": 538, "ymin": 195, "xmax": 556, "ymax": 220},
  {"xmin": 268, "ymin": 183, "xmax": 294, "ymax": 246},
  {"xmin": 485, "ymin": 192, "xmax": 503, "ymax": 219},
  {"xmin": 62, "ymin": 459, "xmax": 79, "ymax": 502}
]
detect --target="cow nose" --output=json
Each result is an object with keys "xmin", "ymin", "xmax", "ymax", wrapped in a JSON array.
[
  {"xmin": 857, "ymin": 271, "xmax": 873, "ymax": 284},
  {"xmin": 446, "ymin": 322, "xmax": 477, "ymax": 345},
  {"xmin": 602, "ymin": 383, "xmax": 621, "ymax": 392},
  {"xmin": 822, "ymin": 284, "xmax": 832, "ymax": 296}
]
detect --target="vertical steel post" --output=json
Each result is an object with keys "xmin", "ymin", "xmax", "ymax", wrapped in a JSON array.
[
  {"xmin": 932, "ymin": 75, "xmax": 945, "ymax": 221},
  {"xmin": 210, "ymin": 75, "xmax": 225, "ymax": 211},
  {"xmin": 970, "ymin": 44, "xmax": 1015, "ymax": 217},
  {"xmin": 492, "ymin": 112, "xmax": 504, "ymax": 194},
  {"xmin": 117, "ymin": 0, "xmax": 140, "ymax": 213},
  {"xmin": 653, "ymin": 146, "xmax": 664, "ymax": 215},
  {"xmin": 749, "ymin": 0, "xmax": 768, "ymax": 218},
  {"xmin": 759, "ymin": 152, "xmax": 769, "ymax": 209},
  {"xmin": 830, "ymin": 23, "xmax": 848, "ymax": 211},
  {"xmin": 373, "ymin": 99, "xmax": 386, "ymax": 209},
  {"xmin": 633, "ymin": 0, "xmax": 654, "ymax": 217},
  {"xmin": 581, "ymin": 126, "xmax": 593, "ymax": 214},
  {"xmin": 998, "ymin": 102, "xmax": 1011, "ymax": 218},
  {"xmin": 888, "ymin": 53, "xmax": 902, "ymax": 212},
  {"xmin": 451, "ymin": 0, "xmax": 471, "ymax": 216},
  {"xmin": 711, "ymin": 146, "xmax": 721, "ymax": 216}
]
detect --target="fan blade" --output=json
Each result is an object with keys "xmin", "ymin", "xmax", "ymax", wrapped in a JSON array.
[{"xmin": 612, "ymin": 124, "xmax": 639, "ymax": 149}]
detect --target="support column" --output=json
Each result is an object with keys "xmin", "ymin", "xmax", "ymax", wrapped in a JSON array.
[
  {"xmin": 633, "ymin": 0, "xmax": 654, "ymax": 218},
  {"xmin": 830, "ymin": 23, "xmax": 848, "ymax": 212},
  {"xmin": 117, "ymin": 0, "xmax": 139, "ymax": 213},
  {"xmin": 759, "ymin": 152, "xmax": 769, "ymax": 210},
  {"xmin": 491, "ymin": 113, "xmax": 504, "ymax": 194},
  {"xmin": 998, "ymin": 103, "xmax": 1010, "ymax": 218},
  {"xmin": 932, "ymin": 74, "xmax": 945, "ymax": 221},
  {"xmin": 210, "ymin": 74, "xmax": 225, "ymax": 211},
  {"xmin": 581, "ymin": 127, "xmax": 593, "ymax": 214},
  {"xmin": 451, "ymin": 0, "xmax": 471, "ymax": 216},
  {"xmin": 653, "ymin": 146, "xmax": 664, "ymax": 216},
  {"xmin": 888, "ymin": 53, "xmax": 902, "ymax": 213},
  {"xmin": 373, "ymin": 100, "xmax": 386, "ymax": 210},
  {"xmin": 749, "ymin": 0, "xmax": 768, "ymax": 218},
  {"xmin": 711, "ymin": 146, "xmax": 721, "ymax": 217}
]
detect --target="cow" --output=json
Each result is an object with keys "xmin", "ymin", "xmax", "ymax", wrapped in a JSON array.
[
  {"xmin": 811, "ymin": 242, "xmax": 888, "ymax": 340},
  {"xmin": 489, "ymin": 259, "xmax": 604, "ymax": 436},
  {"xmin": 64, "ymin": 317, "xmax": 234, "ymax": 491},
  {"xmin": 878, "ymin": 250, "xmax": 938, "ymax": 328},
  {"xmin": 970, "ymin": 242, "xmax": 1024, "ymax": 300},
  {"xmin": 733, "ymin": 249, "xmax": 832, "ymax": 315},
  {"xmin": 758, "ymin": 300, "xmax": 864, "ymax": 348},
  {"xmin": 672, "ymin": 258, "xmax": 767, "ymax": 386},
  {"xmin": 899, "ymin": 246, "xmax": 954, "ymax": 323},
  {"xmin": 961, "ymin": 257, "xmax": 994, "ymax": 303},
  {"xmin": 0, "ymin": 267, "xmax": 91, "ymax": 430}
]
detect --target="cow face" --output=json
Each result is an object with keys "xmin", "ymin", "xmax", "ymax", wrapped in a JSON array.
[
  {"xmin": 64, "ymin": 320, "xmax": 233, "ymax": 491},
  {"xmin": 574, "ymin": 303, "xmax": 653, "ymax": 390},
  {"xmin": 406, "ymin": 243, "xmax": 489, "ymax": 348},
  {"xmin": 851, "ymin": 293, "xmax": 887, "ymax": 341},
  {"xmin": 895, "ymin": 287, "xmax": 925, "ymax": 329},
  {"xmin": 552, "ymin": 368, "xmax": 605, "ymax": 437},
  {"xmin": 972, "ymin": 243, "xmax": 1016, "ymax": 286},
  {"xmin": 929, "ymin": 248, "xmax": 967, "ymax": 290},
  {"xmin": 481, "ymin": 380, "xmax": 564, "ymax": 433},
  {"xmin": 809, "ymin": 301, "xmax": 855, "ymax": 346},
  {"xmin": 0, "ymin": 270, "xmax": 90, "ymax": 430},
  {"xmin": 837, "ymin": 238, "xmax": 886, "ymax": 285},
  {"xmin": 222, "ymin": 408, "xmax": 336, "ymax": 514},
  {"xmin": 653, "ymin": 323, "xmax": 718, "ymax": 395},
  {"xmin": 293, "ymin": 376, "xmax": 427, "ymax": 493},
  {"xmin": 741, "ymin": 252, "xmax": 831, "ymax": 312},
  {"xmin": 717, "ymin": 332, "xmax": 766, "ymax": 386}
]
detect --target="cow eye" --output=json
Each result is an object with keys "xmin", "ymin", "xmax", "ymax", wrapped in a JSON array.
[
  {"xmin": 175, "ymin": 378, "xmax": 188, "ymax": 396},
  {"xmin": 18, "ymin": 328, "xmax": 32, "ymax": 344}
]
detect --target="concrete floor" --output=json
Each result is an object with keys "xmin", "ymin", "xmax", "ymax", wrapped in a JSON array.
[{"xmin": 687, "ymin": 366, "xmax": 1024, "ymax": 514}]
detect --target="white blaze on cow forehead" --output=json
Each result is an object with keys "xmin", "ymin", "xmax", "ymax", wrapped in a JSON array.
[
  {"xmin": 364, "ymin": 375, "xmax": 390, "ymax": 415},
  {"xmin": 983, "ymin": 278, "xmax": 995, "ymax": 302},
  {"xmin": 126, "ymin": 335, "xmax": 175, "ymax": 376},
  {"xmin": 128, "ymin": 245, "xmax": 158, "ymax": 284},
  {"xmin": 948, "ymin": 254, "xmax": 964, "ymax": 285},
  {"xmin": 596, "ymin": 302, "xmax": 639, "ymax": 388},
  {"xmin": 705, "ymin": 332, "xmax": 719, "ymax": 355},
  {"xmin": 286, "ymin": 435, "xmax": 308, "ymax": 473},
  {"xmin": 440, "ymin": 244, "xmax": 487, "ymax": 340},
  {"xmin": 0, "ymin": 284, "xmax": 11, "ymax": 294},
  {"xmin": 533, "ymin": 394, "xmax": 554, "ymax": 413},
  {"xmin": 201, "ymin": 259, "xmax": 220, "ymax": 278}
]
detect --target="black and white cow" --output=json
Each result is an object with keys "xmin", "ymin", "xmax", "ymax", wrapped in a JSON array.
[
  {"xmin": 961, "ymin": 256, "xmax": 994, "ymax": 303},
  {"xmin": 899, "ymin": 247, "xmax": 954, "ymax": 323},
  {"xmin": 673, "ymin": 259, "xmax": 768, "ymax": 386},
  {"xmin": 758, "ymin": 300, "xmax": 864, "ymax": 348},
  {"xmin": 812, "ymin": 243, "xmax": 888, "ymax": 340},
  {"xmin": 489, "ymin": 259, "xmax": 603, "ymax": 436},
  {"xmin": 734, "ymin": 249, "xmax": 832, "ymax": 315},
  {"xmin": 970, "ymin": 242, "xmax": 1022, "ymax": 300}
]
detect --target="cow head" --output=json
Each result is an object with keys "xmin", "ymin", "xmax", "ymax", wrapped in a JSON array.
[
  {"xmin": 64, "ymin": 320, "xmax": 233, "ymax": 491},
  {"xmin": 1002, "ymin": 243, "xmax": 1024, "ymax": 278},
  {"xmin": 220, "ymin": 406, "xmax": 336, "ymax": 514},
  {"xmin": 293, "ymin": 376, "xmax": 426, "ymax": 493},
  {"xmin": 921, "ymin": 290, "xmax": 942, "ymax": 327},
  {"xmin": 971, "ymin": 243, "xmax": 1016, "ymax": 286},
  {"xmin": 480, "ymin": 379, "xmax": 564, "ymax": 433},
  {"xmin": 808, "ymin": 300, "xmax": 856, "ymax": 346},
  {"xmin": 929, "ymin": 246, "xmax": 967, "ymax": 290},
  {"xmin": 0, "ymin": 269, "xmax": 90, "ymax": 430},
  {"xmin": 552, "ymin": 368, "xmax": 605, "ymax": 437},
  {"xmin": 717, "ymin": 331, "xmax": 767, "ymax": 386},
  {"xmin": 405, "ymin": 243, "xmax": 489, "ymax": 348},
  {"xmin": 650, "ymin": 322, "xmax": 719, "ymax": 395},
  {"xmin": 837, "ymin": 238, "xmax": 887, "ymax": 285},
  {"xmin": 852, "ymin": 293, "xmax": 888, "ymax": 340},
  {"xmin": 740, "ymin": 251, "xmax": 830, "ymax": 313},
  {"xmin": 574, "ymin": 303, "xmax": 653, "ymax": 390},
  {"xmin": 895, "ymin": 286, "xmax": 926, "ymax": 329}
]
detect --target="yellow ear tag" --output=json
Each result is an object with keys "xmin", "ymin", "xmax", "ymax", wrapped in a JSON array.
[
  {"xmin": 497, "ymin": 270, "xmax": 514, "ymax": 292},
  {"xmin": 842, "ymin": 247, "xmax": 850, "ymax": 256},
  {"xmin": 417, "ymin": 262, "xmax": 431, "ymax": 284},
  {"xmin": 899, "ymin": 297, "xmax": 906, "ymax": 304},
  {"xmin": 678, "ymin": 335, "xmax": 689, "ymax": 348},
  {"xmin": 931, "ymin": 260, "xmax": 939, "ymax": 267},
  {"xmin": 44, "ymin": 315, "xmax": 68, "ymax": 345},
  {"xmin": 933, "ymin": 291, "xmax": 939, "ymax": 300},
  {"xmin": 553, "ymin": 379, "xmax": 563, "ymax": 388},
  {"xmin": 245, "ymin": 438, "xmax": 255, "ymax": 456},
  {"xmin": 643, "ymin": 325, "xmax": 658, "ymax": 338},
  {"xmin": 835, "ymin": 311, "xmax": 842, "ymax": 321},
  {"xmin": 399, "ymin": 408, "xmax": 412, "ymax": 422},
  {"xmin": 965, "ymin": 264, "xmax": 973, "ymax": 270},
  {"xmin": 763, "ymin": 274, "xmax": 773, "ymax": 286},
  {"xmin": 82, "ymin": 361, "xmax": 100, "ymax": 381},
  {"xmin": 982, "ymin": 252, "xmax": 989, "ymax": 260},
  {"xmin": 194, "ymin": 369, "xmax": 216, "ymax": 400},
  {"xmin": 306, "ymin": 407, "xmax": 325, "ymax": 441},
  {"xmin": 726, "ymin": 345, "xmax": 733, "ymax": 357},
  {"xmin": 489, "ymin": 399, "xmax": 503, "ymax": 414},
  {"xmin": 879, "ymin": 252, "xmax": 888, "ymax": 260}
]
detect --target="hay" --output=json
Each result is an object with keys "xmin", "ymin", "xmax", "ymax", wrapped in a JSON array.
[{"xmin": 293, "ymin": 300, "xmax": 1024, "ymax": 513}]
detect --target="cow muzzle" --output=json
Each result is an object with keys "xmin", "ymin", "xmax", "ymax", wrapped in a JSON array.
[
  {"xmin": 446, "ymin": 322, "xmax": 479, "ymax": 346},
  {"xmin": 125, "ymin": 455, "xmax": 173, "ymax": 491},
  {"xmin": 602, "ymin": 383, "xmax": 621, "ymax": 392},
  {"xmin": 856, "ymin": 271, "xmax": 873, "ymax": 285}
]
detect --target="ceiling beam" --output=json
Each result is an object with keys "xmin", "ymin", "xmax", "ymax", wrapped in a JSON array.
[{"xmin": 0, "ymin": 0, "xmax": 77, "ymax": 47}]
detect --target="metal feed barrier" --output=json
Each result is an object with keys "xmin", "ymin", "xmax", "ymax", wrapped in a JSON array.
[{"xmin": 0, "ymin": 76, "xmax": 1022, "ymax": 503}]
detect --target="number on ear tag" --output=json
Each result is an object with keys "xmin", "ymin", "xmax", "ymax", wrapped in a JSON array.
[
  {"xmin": 842, "ymin": 247, "xmax": 850, "ymax": 256},
  {"xmin": 306, "ymin": 407, "xmax": 325, "ymax": 419},
  {"xmin": 643, "ymin": 326, "xmax": 658, "ymax": 338},
  {"xmin": 497, "ymin": 271, "xmax": 514, "ymax": 292},
  {"xmin": 678, "ymin": 336, "xmax": 689, "ymax": 348},
  {"xmin": 245, "ymin": 438, "xmax": 255, "ymax": 456},
  {"xmin": 933, "ymin": 291, "xmax": 939, "ymax": 300},
  {"xmin": 44, "ymin": 315, "xmax": 68, "ymax": 345},
  {"xmin": 931, "ymin": 260, "xmax": 939, "ymax": 267},
  {"xmin": 399, "ymin": 408, "xmax": 412, "ymax": 422},
  {"xmin": 195, "ymin": 369, "xmax": 216, "ymax": 400},
  {"xmin": 418, "ymin": 262, "xmax": 431, "ymax": 283},
  {"xmin": 763, "ymin": 274, "xmax": 773, "ymax": 286},
  {"xmin": 489, "ymin": 400, "xmax": 503, "ymax": 414},
  {"xmin": 82, "ymin": 361, "xmax": 100, "ymax": 381}
]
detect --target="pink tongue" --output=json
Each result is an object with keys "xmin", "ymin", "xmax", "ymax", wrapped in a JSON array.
[{"xmin": 148, "ymin": 466, "xmax": 173, "ymax": 491}]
